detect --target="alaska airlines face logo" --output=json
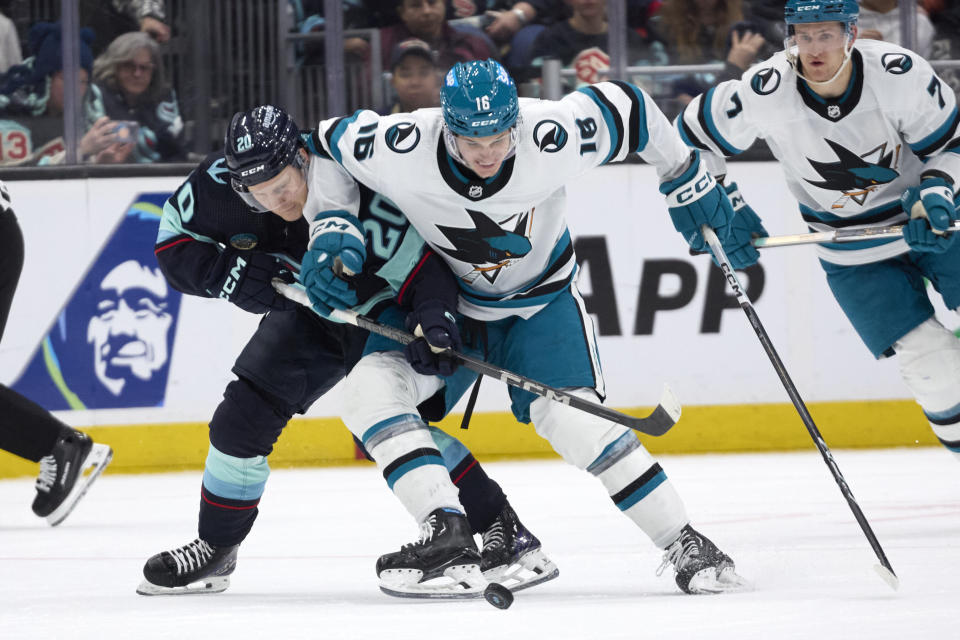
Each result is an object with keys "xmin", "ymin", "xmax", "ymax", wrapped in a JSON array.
[
  {"xmin": 881, "ymin": 53, "xmax": 912, "ymax": 75},
  {"xmin": 533, "ymin": 119, "xmax": 568, "ymax": 153},
  {"xmin": 436, "ymin": 209, "xmax": 532, "ymax": 284},
  {"xmin": 805, "ymin": 139, "xmax": 900, "ymax": 208},
  {"xmin": 385, "ymin": 122, "xmax": 421, "ymax": 153},
  {"xmin": 11, "ymin": 194, "xmax": 183, "ymax": 410},
  {"xmin": 751, "ymin": 68, "xmax": 781, "ymax": 95}
]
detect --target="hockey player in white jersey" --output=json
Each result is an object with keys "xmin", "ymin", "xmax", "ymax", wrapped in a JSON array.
[
  {"xmin": 299, "ymin": 59, "xmax": 750, "ymax": 596},
  {"xmin": 676, "ymin": 0, "xmax": 960, "ymax": 460}
]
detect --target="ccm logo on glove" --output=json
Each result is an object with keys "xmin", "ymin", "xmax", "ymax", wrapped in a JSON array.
[{"xmin": 219, "ymin": 256, "xmax": 247, "ymax": 299}]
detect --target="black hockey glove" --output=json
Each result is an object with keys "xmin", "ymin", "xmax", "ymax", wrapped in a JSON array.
[
  {"xmin": 216, "ymin": 251, "xmax": 299, "ymax": 314},
  {"xmin": 403, "ymin": 300, "xmax": 462, "ymax": 377}
]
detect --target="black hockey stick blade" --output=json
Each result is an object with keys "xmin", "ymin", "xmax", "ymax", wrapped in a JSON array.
[{"xmin": 274, "ymin": 280, "xmax": 681, "ymax": 437}]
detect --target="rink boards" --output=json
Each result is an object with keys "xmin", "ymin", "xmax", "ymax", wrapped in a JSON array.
[{"xmin": 0, "ymin": 163, "xmax": 948, "ymax": 477}]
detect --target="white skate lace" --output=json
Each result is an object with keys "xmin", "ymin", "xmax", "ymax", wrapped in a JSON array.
[
  {"xmin": 481, "ymin": 520, "xmax": 505, "ymax": 552},
  {"xmin": 168, "ymin": 539, "xmax": 216, "ymax": 576},
  {"xmin": 35, "ymin": 455, "xmax": 57, "ymax": 493},
  {"xmin": 656, "ymin": 532, "xmax": 700, "ymax": 577},
  {"xmin": 401, "ymin": 515, "xmax": 438, "ymax": 550}
]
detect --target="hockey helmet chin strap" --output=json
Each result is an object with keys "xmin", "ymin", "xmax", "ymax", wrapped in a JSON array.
[
  {"xmin": 785, "ymin": 28, "xmax": 855, "ymax": 87},
  {"xmin": 441, "ymin": 117, "xmax": 521, "ymax": 168}
]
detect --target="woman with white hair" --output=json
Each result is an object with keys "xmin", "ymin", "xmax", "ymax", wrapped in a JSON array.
[{"xmin": 93, "ymin": 30, "xmax": 186, "ymax": 162}]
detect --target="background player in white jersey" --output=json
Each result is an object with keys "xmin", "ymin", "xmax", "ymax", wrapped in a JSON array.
[
  {"xmin": 299, "ymin": 59, "xmax": 750, "ymax": 596},
  {"xmin": 675, "ymin": 0, "xmax": 960, "ymax": 459},
  {"xmin": 138, "ymin": 105, "xmax": 556, "ymax": 596}
]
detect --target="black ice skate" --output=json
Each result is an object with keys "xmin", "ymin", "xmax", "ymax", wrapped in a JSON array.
[
  {"xmin": 377, "ymin": 507, "xmax": 488, "ymax": 599},
  {"xmin": 31, "ymin": 428, "xmax": 113, "ymax": 526},
  {"xmin": 658, "ymin": 525, "xmax": 750, "ymax": 594},
  {"xmin": 480, "ymin": 502, "xmax": 559, "ymax": 592},
  {"xmin": 136, "ymin": 538, "xmax": 239, "ymax": 596}
]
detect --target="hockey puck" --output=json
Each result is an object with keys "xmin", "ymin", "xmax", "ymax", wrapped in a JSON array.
[{"xmin": 483, "ymin": 583, "xmax": 513, "ymax": 609}]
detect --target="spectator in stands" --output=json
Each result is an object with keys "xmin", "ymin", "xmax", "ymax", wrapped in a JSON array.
[
  {"xmin": 741, "ymin": 0, "xmax": 788, "ymax": 52},
  {"xmin": 523, "ymin": 0, "xmax": 667, "ymax": 89},
  {"xmin": 858, "ymin": 0, "xmax": 935, "ymax": 58},
  {"xmin": 0, "ymin": 22, "xmax": 132, "ymax": 165},
  {"xmin": 381, "ymin": 37, "xmax": 441, "ymax": 113},
  {"xmin": 380, "ymin": 0, "xmax": 497, "ymax": 70},
  {"xmin": 649, "ymin": 0, "xmax": 767, "ymax": 105},
  {"xmin": 92, "ymin": 31, "xmax": 186, "ymax": 162},
  {"xmin": 81, "ymin": 0, "xmax": 170, "ymax": 55},
  {"xmin": 925, "ymin": 0, "xmax": 960, "ymax": 95},
  {"xmin": 0, "ymin": 5, "xmax": 21, "ymax": 74}
]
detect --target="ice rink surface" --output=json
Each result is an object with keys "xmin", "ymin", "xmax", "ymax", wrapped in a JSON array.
[{"xmin": 1, "ymin": 447, "xmax": 956, "ymax": 640}]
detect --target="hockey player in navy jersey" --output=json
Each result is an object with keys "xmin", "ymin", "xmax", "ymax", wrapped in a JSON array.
[
  {"xmin": 298, "ymin": 60, "xmax": 750, "ymax": 596},
  {"xmin": 137, "ymin": 105, "xmax": 557, "ymax": 596},
  {"xmin": 676, "ymin": 1, "xmax": 960, "ymax": 460}
]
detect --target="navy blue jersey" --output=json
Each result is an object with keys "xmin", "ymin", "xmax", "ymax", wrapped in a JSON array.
[{"xmin": 156, "ymin": 142, "xmax": 457, "ymax": 314}]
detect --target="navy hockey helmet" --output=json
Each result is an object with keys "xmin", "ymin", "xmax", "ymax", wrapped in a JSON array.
[
  {"xmin": 441, "ymin": 59, "xmax": 519, "ymax": 138},
  {"xmin": 224, "ymin": 105, "xmax": 305, "ymax": 211}
]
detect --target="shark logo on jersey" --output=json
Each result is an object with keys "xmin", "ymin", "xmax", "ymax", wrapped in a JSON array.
[
  {"xmin": 751, "ymin": 68, "xmax": 781, "ymax": 95},
  {"xmin": 385, "ymin": 122, "xmax": 421, "ymax": 153},
  {"xmin": 881, "ymin": 53, "xmax": 912, "ymax": 75},
  {"xmin": 533, "ymin": 120, "xmax": 568, "ymax": 153},
  {"xmin": 436, "ymin": 209, "xmax": 532, "ymax": 284},
  {"xmin": 805, "ymin": 139, "xmax": 900, "ymax": 208}
]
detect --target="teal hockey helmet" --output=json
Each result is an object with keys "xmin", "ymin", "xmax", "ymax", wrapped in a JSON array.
[
  {"xmin": 441, "ymin": 59, "xmax": 519, "ymax": 138},
  {"xmin": 784, "ymin": 0, "xmax": 859, "ymax": 30}
]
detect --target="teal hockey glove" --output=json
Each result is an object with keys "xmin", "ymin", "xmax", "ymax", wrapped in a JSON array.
[
  {"xmin": 659, "ymin": 151, "xmax": 734, "ymax": 252},
  {"xmin": 300, "ymin": 211, "xmax": 366, "ymax": 316},
  {"xmin": 901, "ymin": 177, "xmax": 957, "ymax": 254},
  {"xmin": 712, "ymin": 183, "xmax": 768, "ymax": 270}
]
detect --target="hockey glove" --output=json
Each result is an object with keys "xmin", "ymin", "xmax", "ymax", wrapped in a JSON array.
[
  {"xmin": 217, "ymin": 251, "xmax": 298, "ymax": 314},
  {"xmin": 404, "ymin": 300, "xmax": 462, "ymax": 377},
  {"xmin": 901, "ymin": 177, "xmax": 957, "ymax": 254},
  {"xmin": 712, "ymin": 183, "xmax": 768, "ymax": 270},
  {"xmin": 300, "ymin": 211, "xmax": 367, "ymax": 316},
  {"xmin": 659, "ymin": 151, "xmax": 734, "ymax": 252}
]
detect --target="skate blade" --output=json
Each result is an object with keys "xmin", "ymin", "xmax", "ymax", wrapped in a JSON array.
[
  {"xmin": 46, "ymin": 445, "xmax": 113, "ymax": 527},
  {"xmin": 483, "ymin": 548, "xmax": 560, "ymax": 593},
  {"xmin": 136, "ymin": 576, "xmax": 230, "ymax": 596},
  {"xmin": 687, "ymin": 566, "xmax": 753, "ymax": 594},
  {"xmin": 379, "ymin": 563, "xmax": 487, "ymax": 600}
]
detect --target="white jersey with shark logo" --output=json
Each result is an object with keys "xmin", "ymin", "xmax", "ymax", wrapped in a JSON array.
[
  {"xmin": 676, "ymin": 39, "xmax": 960, "ymax": 266},
  {"xmin": 306, "ymin": 81, "xmax": 691, "ymax": 320}
]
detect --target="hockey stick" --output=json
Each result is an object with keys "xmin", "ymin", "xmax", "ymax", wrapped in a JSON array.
[
  {"xmin": 700, "ymin": 225, "xmax": 899, "ymax": 590},
  {"xmin": 695, "ymin": 219, "xmax": 960, "ymax": 251},
  {"xmin": 274, "ymin": 280, "xmax": 681, "ymax": 437}
]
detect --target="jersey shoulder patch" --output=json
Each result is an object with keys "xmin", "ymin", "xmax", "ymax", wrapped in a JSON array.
[
  {"xmin": 384, "ymin": 120, "xmax": 421, "ymax": 153},
  {"xmin": 531, "ymin": 118, "xmax": 569, "ymax": 153},
  {"xmin": 879, "ymin": 51, "xmax": 913, "ymax": 75},
  {"xmin": 750, "ymin": 66, "xmax": 783, "ymax": 96},
  {"xmin": 744, "ymin": 52, "xmax": 792, "ymax": 99}
]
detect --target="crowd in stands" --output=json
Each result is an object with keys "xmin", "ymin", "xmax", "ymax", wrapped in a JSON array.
[{"xmin": 1, "ymin": 0, "xmax": 958, "ymax": 165}]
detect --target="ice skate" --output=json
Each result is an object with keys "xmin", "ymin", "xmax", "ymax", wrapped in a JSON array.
[
  {"xmin": 658, "ymin": 525, "xmax": 751, "ymax": 594},
  {"xmin": 31, "ymin": 428, "xmax": 113, "ymax": 526},
  {"xmin": 137, "ymin": 538, "xmax": 239, "ymax": 596},
  {"xmin": 480, "ymin": 502, "xmax": 558, "ymax": 592},
  {"xmin": 377, "ymin": 507, "xmax": 488, "ymax": 599}
]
